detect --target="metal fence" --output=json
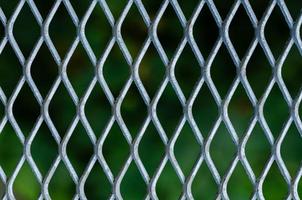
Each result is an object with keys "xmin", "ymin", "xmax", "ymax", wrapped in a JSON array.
[{"xmin": 0, "ymin": 0, "xmax": 302, "ymax": 199}]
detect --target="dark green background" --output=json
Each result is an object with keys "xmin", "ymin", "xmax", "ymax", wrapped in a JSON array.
[{"xmin": 0, "ymin": 0, "xmax": 301, "ymax": 199}]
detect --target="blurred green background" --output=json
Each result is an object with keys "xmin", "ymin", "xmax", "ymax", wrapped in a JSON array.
[{"xmin": 0, "ymin": 0, "xmax": 301, "ymax": 199}]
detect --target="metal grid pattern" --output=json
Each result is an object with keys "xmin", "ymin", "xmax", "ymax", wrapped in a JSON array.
[{"xmin": 0, "ymin": 0, "xmax": 301, "ymax": 199}]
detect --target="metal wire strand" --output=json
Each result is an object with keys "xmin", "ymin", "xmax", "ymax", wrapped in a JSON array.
[{"xmin": 0, "ymin": 0, "xmax": 301, "ymax": 199}]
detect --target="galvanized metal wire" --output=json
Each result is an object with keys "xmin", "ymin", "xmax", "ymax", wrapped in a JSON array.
[{"xmin": 0, "ymin": 0, "xmax": 301, "ymax": 199}]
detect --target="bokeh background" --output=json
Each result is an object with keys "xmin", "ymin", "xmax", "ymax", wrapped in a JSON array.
[{"xmin": 0, "ymin": 0, "xmax": 301, "ymax": 199}]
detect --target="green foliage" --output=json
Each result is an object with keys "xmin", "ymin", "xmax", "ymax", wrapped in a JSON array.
[{"xmin": 0, "ymin": 1, "xmax": 301, "ymax": 199}]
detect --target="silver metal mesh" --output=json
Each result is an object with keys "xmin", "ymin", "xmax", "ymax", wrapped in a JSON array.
[{"xmin": 0, "ymin": 0, "xmax": 301, "ymax": 199}]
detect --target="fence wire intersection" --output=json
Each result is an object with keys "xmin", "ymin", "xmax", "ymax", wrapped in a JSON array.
[{"xmin": 0, "ymin": 0, "xmax": 301, "ymax": 199}]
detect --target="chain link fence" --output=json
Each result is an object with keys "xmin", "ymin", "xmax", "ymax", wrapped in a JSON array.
[{"xmin": 0, "ymin": 0, "xmax": 301, "ymax": 199}]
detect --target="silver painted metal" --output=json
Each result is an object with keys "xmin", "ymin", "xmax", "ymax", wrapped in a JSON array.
[{"xmin": 0, "ymin": 0, "xmax": 301, "ymax": 199}]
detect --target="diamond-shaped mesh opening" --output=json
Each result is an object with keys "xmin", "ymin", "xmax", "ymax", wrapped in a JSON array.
[
  {"xmin": 49, "ymin": 162, "xmax": 76, "ymax": 200},
  {"xmin": 0, "ymin": 45, "xmax": 22, "ymax": 96},
  {"xmin": 13, "ymin": 83, "xmax": 40, "ymax": 137},
  {"xmin": 67, "ymin": 45, "xmax": 95, "ymax": 96},
  {"xmin": 13, "ymin": 2, "xmax": 40, "ymax": 58},
  {"xmin": 106, "ymin": 0, "xmax": 128, "ymax": 19},
  {"xmin": 264, "ymin": 85, "xmax": 289, "ymax": 136},
  {"xmin": 175, "ymin": 45, "xmax": 201, "ymax": 98},
  {"xmin": 67, "ymin": 123, "xmax": 94, "ymax": 175},
  {"xmin": 13, "ymin": 162, "xmax": 40, "ymax": 199},
  {"xmin": 192, "ymin": 163, "xmax": 217, "ymax": 199},
  {"xmin": 157, "ymin": 84, "xmax": 183, "ymax": 138},
  {"xmin": 281, "ymin": 124, "xmax": 302, "ymax": 176},
  {"xmin": 0, "ymin": 0, "xmax": 301, "ymax": 198},
  {"xmin": 250, "ymin": 0, "xmax": 270, "ymax": 19},
  {"xmin": 103, "ymin": 44, "xmax": 130, "ymax": 97},
  {"xmin": 85, "ymin": 164, "xmax": 111, "ymax": 199},
  {"xmin": 246, "ymin": 45, "xmax": 271, "ymax": 99},
  {"xmin": 69, "ymin": 0, "xmax": 91, "ymax": 18},
  {"xmin": 31, "ymin": 44, "xmax": 58, "ymax": 98},
  {"xmin": 265, "ymin": 5, "xmax": 291, "ymax": 58},
  {"xmin": 229, "ymin": 5, "xmax": 254, "ymax": 58},
  {"xmin": 0, "ymin": 124, "xmax": 23, "ymax": 176},
  {"xmin": 141, "ymin": 0, "xmax": 162, "ymax": 19},
  {"xmin": 214, "ymin": 0, "xmax": 234, "ymax": 19},
  {"xmin": 193, "ymin": 4, "xmax": 219, "ymax": 59},
  {"xmin": 229, "ymin": 84, "xmax": 254, "ymax": 137},
  {"xmin": 31, "ymin": 123, "xmax": 58, "ymax": 176},
  {"xmin": 49, "ymin": 3, "xmax": 76, "ymax": 58},
  {"xmin": 49, "ymin": 83, "xmax": 76, "ymax": 137},
  {"xmin": 282, "ymin": 46, "xmax": 302, "ymax": 97},
  {"xmin": 121, "ymin": 162, "xmax": 146, "ymax": 199},
  {"xmin": 139, "ymin": 44, "xmax": 165, "ymax": 98},
  {"xmin": 193, "ymin": 85, "xmax": 219, "ymax": 136},
  {"xmin": 246, "ymin": 123, "xmax": 271, "ymax": 177},
  {"xmin": 157, "ymin": 4, "xmax": 183, "ymax": 59},
  {"xmin": 156, "ymin": 162, "xmax": 182, "ymax": 199},
  {"xmin": 210, "ymin": 123, "xmax": 237, "ymax": 174},
  {"xmin": 85, "ymin": 85, "xmax": 111, "ymax": 137},
  {"xmin": 227, "ymin": 163, "xmax": 253, "ymax": 199},
  {"xmin": 85, "ymin": 3, "xmax": 111, "ymax": 57},
  {"xmin": 102, "ymin": 123, "xmax": 129, "ymax": 176},
  {"xmin": 33, "ymin": 0, "xmax": 54, "ymax": 18},
  {"xmin": 121, "ymin": 84, "xmax": 147, "ymax": 136},
  {"xmin": 122, "ymin": 4, "xmax": 148, "ymax": 58},
  {"xmin": 139, "ymin": 123, "xmax": 165, "ymax": 175},
  {"xmin": 211, "ymin": 45, "xmax": 237, "ymax": 97},
  {"xmin": 174, "ymin": 123, "xmax": 200, "ymax": 176},
  {"xmin": 263, "ymin": 162, "xmax": 288, "ymax": 199},
  {"xmin": 0, "ymin": 0, "xmax": 19, "ymax": 16},
  {"xmin": 178, "ymin": 0, "xmax": 200, "ymax": 19},
  {"xmin": 286, "ymin": 1, "xmax": 302, "ymax": 18}
]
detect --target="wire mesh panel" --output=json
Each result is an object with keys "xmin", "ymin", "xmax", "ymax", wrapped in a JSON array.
[{"xmin": 0, "ymin": 0, "xmax": 301, "ymax": 199}]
